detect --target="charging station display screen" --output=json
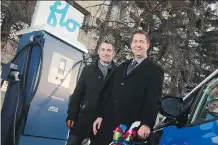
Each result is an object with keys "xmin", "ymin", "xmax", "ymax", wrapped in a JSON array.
[
  {"xmin": 58, "ymin": 58, "xmax": 67, "ymax": 75},
  {"xmin": 48, "ymin": 52, "xmax": 74, "ymax": 88}
]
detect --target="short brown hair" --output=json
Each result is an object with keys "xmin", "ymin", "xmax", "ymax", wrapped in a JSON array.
[
  {"xmin": 130, "ymin": 30, "xmax": 150, "ymax": 44},
  {"xmin": 99, "ymin": 40, "xmax": 115, "ymax": 51}
]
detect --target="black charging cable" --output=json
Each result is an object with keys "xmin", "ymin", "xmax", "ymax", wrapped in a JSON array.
[
  {"xmin": 14, "ymin": 38, "xmax": 44, "ymax": 145},
  {"xmin": 1, "ymin": 38, "xmax": 44, "ymax": 145}
]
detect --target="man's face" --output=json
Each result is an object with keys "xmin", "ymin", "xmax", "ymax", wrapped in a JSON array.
[
  {"xmin": 98, "ymin": 42, "xmax": 114, "ymax": 63},
  {"xmin": 131, "ymin": 33, "xmax": 149, "ymax": 58},
  {"xmin": 208, "ymin": 100, "xmax": 218, "ymax": 112}
]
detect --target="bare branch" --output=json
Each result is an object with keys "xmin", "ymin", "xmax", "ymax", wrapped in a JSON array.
[
  {"xmin": 108, "ymin": 20, "xmax": 133, "ymax": 27},
  {"xmin": 89, "ymin": 0, "xmax": 107, "ymax": 26},
  {"xmin": 85, "ymin": 3, "xmax": 110, "ymax": 9}
]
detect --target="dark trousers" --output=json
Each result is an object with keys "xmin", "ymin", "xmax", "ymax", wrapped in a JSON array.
[
  {"xmin": 66, "ymin": 134, "xmax": 89, "ymax": 145},
  {"xmin": 66, "ymin": 131, "xmax": 96, "ymax": 145}
]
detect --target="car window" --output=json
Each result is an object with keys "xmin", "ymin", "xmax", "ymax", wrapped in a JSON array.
[{"xmin": 190, "ymin": 76, "xmax": 218, "ymax": 124}]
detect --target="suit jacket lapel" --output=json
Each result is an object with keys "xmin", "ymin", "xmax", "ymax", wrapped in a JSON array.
[
  {"xmin": 124, "ymin": 57, "xmax": 151, "ymax": 80},
  {"xmin": 87, "ymin": 61, "xmax": 116, "ymax": 98},
  {"xmin": 122, "ymin": 59, "xmax": 132, "ymax": 78}
]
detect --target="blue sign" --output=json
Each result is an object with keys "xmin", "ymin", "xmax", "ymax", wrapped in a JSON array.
[{"xmin": 47, "ymin": 1, "xmax": 81, "ymax": 32}]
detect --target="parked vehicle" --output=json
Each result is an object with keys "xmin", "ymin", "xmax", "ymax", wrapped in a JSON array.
[{"xmin": 157, "ymin": 69, "xmax": 218, "ymax": 145}]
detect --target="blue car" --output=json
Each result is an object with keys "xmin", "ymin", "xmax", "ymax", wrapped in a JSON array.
[{"xmin": 157, "ymin": 69, "xmax": 218, "ymax": 145}]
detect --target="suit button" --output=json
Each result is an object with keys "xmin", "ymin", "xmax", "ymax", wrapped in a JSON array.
[
  {"xmin": 98, "ymin": 76, "xmax": 101, "ymax": 79},
  {"xmin": 114, "ymin": 100, "xmax": 118, "ymax": 103},
  {"xmin": 121, "ymin": 83, "xmax": 124, "ymax": 85}
]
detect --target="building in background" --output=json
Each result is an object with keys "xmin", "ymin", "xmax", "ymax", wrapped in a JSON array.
[{"xmin": 68, "ymin": 1, "xmax": 108, "ymax": 52}]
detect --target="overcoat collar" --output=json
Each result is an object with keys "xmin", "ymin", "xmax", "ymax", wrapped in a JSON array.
[{"xmin": 124, "ymin": 57, "xmax": 151, "ymax": 80}]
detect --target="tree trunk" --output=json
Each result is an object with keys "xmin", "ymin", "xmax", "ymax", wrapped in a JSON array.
[
  {"xmin": 94, "ymin": 0, "xmax": 114, "ymax": 54},
  {"xmin": 169, "ymin": 38, "xmax": 180, "ymax": 97},
  {"xmin": 1, "ymin": 11, "xmax": 13, "ymax": 50}
]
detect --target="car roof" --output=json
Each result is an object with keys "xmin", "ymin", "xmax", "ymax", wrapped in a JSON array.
[{"xmin": 183, "ymin": 69, "xmax": 218, "ymax": 100}]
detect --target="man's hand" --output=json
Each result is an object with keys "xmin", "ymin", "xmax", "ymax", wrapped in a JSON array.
[
  {"xmin": 93, "ymin": 117, "xmax": 103, "ymax": 135},
  {"xmin": 137, "ymin": 125, "xmax": 151, "ymax": 139},
  {"xmin": 66, "ymin": 120, "xmax": 74, "ymax": 129}
]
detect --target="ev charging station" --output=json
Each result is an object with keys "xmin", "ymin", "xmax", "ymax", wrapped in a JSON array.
[{"xmin": 1, "ymin": 1, "xmax": 89, "ymax": 145}]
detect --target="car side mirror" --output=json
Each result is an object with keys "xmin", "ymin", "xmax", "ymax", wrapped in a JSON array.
[{"xmin": 159, "ymin": 96, "xmax": 183, "ymax": 119}]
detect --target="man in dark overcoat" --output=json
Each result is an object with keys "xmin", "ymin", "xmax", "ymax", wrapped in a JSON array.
[
  {"xmin": 92, "ymin": 30, "xmax": 164, "ymax": 145},
  {"xmin": 65, "ymin": 40, "xmax": 117, "ymax": 145}
]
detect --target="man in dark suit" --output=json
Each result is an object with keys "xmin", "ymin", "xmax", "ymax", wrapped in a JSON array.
[
  {"xmin": 66, "ymin": 40, "xmax": 117, "ymax": 145},
  {"xmin": 92, "ymin": 30, "xmax": 164, "ymax": 145}
]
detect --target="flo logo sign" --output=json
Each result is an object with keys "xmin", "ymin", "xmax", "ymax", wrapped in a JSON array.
[
  {"xmin": 47, "ymin": 1, "xmax": 81, "ymax": 32},
  {"xmin": 31, "ymin": 1, "xmax": 84, "ymax": 40}
]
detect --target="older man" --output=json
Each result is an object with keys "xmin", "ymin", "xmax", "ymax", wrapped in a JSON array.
[{"xmin": 92, "ymin": 30, "xmax": 164, "ymax": 145}]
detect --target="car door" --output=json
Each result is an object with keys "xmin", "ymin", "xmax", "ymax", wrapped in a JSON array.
[{"xmin": 159, "ymin": 76, "xmax": 218, "ymax": 145}]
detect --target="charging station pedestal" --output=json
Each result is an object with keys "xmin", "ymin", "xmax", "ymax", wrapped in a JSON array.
[{"xmin": 1, "ymin": 24, "xmax": 88, "ymax": 145}]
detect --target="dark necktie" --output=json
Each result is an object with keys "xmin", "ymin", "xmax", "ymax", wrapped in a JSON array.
[{"xmin": 127, "ymin": 61, "xmax": 138, "ymax": 75}]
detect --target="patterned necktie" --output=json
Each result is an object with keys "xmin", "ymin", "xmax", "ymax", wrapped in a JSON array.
[{"xmin": 127, "ymin": 61, "xmax": 138, "ymax": 75}]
